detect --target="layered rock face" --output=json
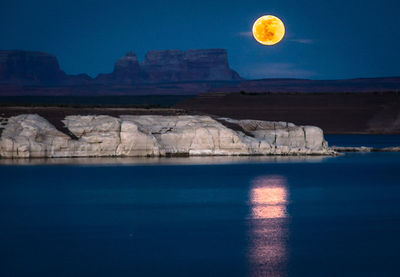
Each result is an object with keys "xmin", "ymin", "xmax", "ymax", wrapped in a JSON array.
[
  {"xmin": 0, "ymin": 50, "xmax": 67, "ymax": 84},
  {"xmin": 219, "ymin": 118, "xmax": 326, "ymax": 150},
  {"xmin": 0, "ymin": 114, "xmax": 334, "ymax": 158},
  {"xmin": 96, "ymin": 49, "xmax": 241, "ymax": 84}
]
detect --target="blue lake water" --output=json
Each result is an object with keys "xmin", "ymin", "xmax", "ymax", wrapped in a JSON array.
[{"xmin": 1, "ymin": 138, "xmax": 400, "ymax": 276}]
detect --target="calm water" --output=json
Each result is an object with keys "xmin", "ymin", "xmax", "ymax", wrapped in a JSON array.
[
  {"xmin": 1, "ymin": 146, "xmax": 400, "ymax": 276},
  {"xmin": 326, "ymin": 134, "xmax": 400, "ymax": 148}
]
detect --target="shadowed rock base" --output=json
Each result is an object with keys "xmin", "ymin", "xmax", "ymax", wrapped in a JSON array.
[{"xmin": 0, "ymin": 114, "xmax": 335, "ymax": 158}]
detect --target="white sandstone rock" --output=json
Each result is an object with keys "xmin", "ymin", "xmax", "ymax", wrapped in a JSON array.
[
  {"xmin": 0, "ymin": 114, "xmax": 335, "ymax": 158},
  {"xmin": 221, "ymin": 118, "xmax": 327, "ymax": 152},
  {"xmin": 0, "ymin": 114, "xmax": 70, "ymax": 158},
  {"xmin": 116, "ymin": 119, "xmax": 160, "ymax": 157}
]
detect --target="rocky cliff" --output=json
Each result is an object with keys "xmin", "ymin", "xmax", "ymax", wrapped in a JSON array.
[
  {"xmin": 0, "ymin": 114, "xmax": 334, "ymax": 158},
  {"xmin": 0, "ymin": 50, "xmax": 67, "ymax": 85},
  {"xmin": 96, "ymin": 49, "xmax": 241, "ymax": 84}
]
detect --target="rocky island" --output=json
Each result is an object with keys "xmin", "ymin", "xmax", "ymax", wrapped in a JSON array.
[{"xmin": 0, "ymin": 114, "xmax": 334, "ymax": 158}]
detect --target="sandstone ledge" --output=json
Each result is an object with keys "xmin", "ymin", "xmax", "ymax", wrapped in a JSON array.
[{"xmin": 0, "ymin": 114, "xmax": 336, "ymax": 158}]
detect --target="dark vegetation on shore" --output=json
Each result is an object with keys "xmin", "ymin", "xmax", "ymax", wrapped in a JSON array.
[{"xmin": 1, "ymin": 91, "xmax": 400, "ymax": 134}]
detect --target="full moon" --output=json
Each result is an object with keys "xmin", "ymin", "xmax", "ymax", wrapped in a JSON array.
[{"xmin": 252, "ymin": 15, "xmax": 285, "ymax": 46}]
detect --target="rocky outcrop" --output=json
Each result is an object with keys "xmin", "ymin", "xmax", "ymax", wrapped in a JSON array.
[
  {"xmin": 218, "ymin": 118, "xmax": 327, "ymax": 151},
  {"xmin": 0, "ymin": 114, "xmax": 334, "ymax": 158},
  {"xmin": 95, "ymin": 49, "xmax": 241, "ymax": 84}
]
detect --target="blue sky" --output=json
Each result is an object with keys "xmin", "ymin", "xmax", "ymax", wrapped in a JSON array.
[{"xmin": 1, "ymin": 0, "xmax": 399, "ymax": 79}]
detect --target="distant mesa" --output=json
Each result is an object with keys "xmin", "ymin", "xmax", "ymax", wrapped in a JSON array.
[
  {"xmin": 95, "ymin": 51, "xmax": 144, "ymax": 84},
  {"xmin": 96, "ymin": 49, "xmax": 242, "ymax": 84},
  {"xmin": 0, "ymin": 49, "xmax": 241, "ymax": 86},
  {"xmin": 0, "ymin": 50, "xmax": 92, "ymax": 85},
  {"xmin": 0, "ymin": 50, "xmax": 66, "ymax": 85}
]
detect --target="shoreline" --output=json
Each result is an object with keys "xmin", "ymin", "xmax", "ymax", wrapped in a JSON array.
[
  {"xmin": 331, "ymin": 146, "xmax": 400, "ymax": 153},
  {"xmin": 1, "ymin": 112, "xmax": 400, "ymax": 159}
]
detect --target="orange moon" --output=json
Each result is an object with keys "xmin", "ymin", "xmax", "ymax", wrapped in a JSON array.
[{"xmin": 252, "ymin": 15, "xmax": 285, "ymax": 45}]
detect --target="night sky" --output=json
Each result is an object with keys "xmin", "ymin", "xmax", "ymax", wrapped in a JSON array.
[{"xmin": 1, "ymin": 0, "xmax": 399, "ymax": 80}]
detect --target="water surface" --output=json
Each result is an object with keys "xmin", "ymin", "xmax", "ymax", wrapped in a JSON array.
[{"xmin": 1, "ymin": 153, "xmax": 400, "ymax": 276}]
